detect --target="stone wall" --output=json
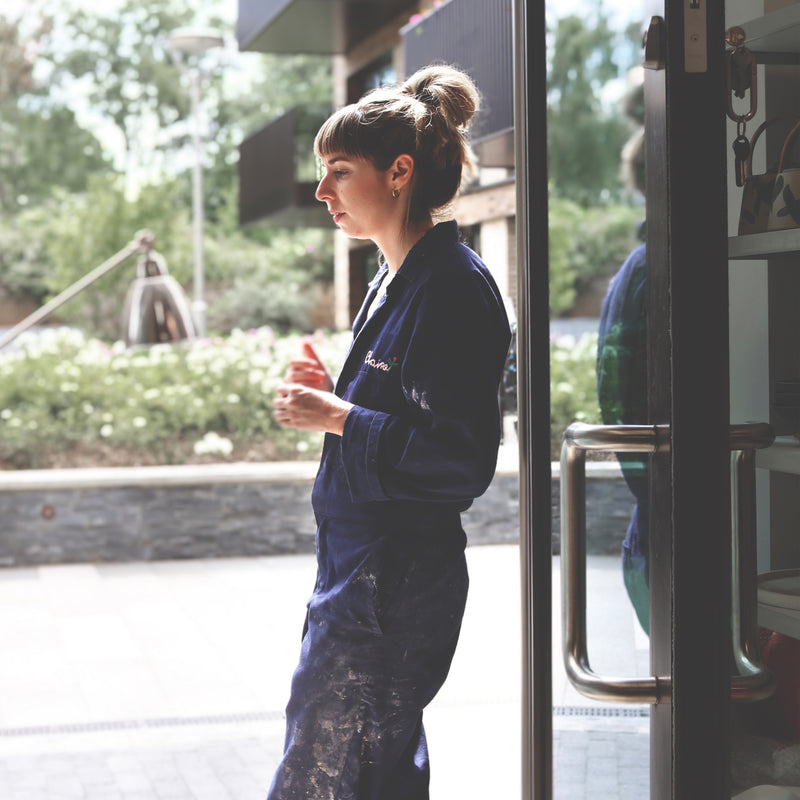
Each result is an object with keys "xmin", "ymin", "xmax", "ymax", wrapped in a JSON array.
[{"xmin": 0, "ymin": 459, "xmax": 634, "ymax": 567}]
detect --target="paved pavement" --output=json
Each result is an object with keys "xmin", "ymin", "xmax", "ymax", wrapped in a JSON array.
[{"xmin": 0, "ymin": 544, "xmax": 650, "ymax": 799}]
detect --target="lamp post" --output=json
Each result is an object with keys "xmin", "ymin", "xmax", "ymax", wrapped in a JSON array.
[{"xmin": 168, "ymin": 28, "xmax": 224, "ymax": 338}]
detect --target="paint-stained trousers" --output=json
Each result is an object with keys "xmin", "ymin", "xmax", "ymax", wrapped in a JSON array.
[{"xmin": 267, "ymin": 516, "xmax": 469, "ymax": 800}]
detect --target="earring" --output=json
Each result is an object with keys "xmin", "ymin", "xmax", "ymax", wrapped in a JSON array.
[{"xmin": 392, "ymin": 188, "xmax": 399, "ymax": 199}]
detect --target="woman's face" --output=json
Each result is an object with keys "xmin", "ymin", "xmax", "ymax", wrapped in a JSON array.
[{"xmin": 315, "ymin": 153, "xmax": 395, "ymax": 242}]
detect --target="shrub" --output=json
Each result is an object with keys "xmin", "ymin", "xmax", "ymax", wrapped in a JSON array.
[
  {"xmin": 0, "ymin": 327, "xmax": 351, "ymax": 469},
  {"xmin": 548, "ymin": 199, "xmax": 642, "ymax": 317},
  {"xmin": 550, "ymin": 332, "xmax": 601, "ymax": 458},
  {"xmin": 0, "ymin": 327, "xmax": 602, "ymax": 468}
]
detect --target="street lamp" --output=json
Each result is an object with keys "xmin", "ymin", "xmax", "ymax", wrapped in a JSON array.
[{"xmin": 168, "ymin": 27, "xmax": 224, "ymax": 338}]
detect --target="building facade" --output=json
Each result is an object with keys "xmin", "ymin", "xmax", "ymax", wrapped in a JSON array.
[{"xmin": 236, "ymin": 0, "xmax": 516, "ymax": 329}]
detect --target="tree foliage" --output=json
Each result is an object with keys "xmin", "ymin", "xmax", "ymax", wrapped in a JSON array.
[
  {"xmin": 546, "ymin": 8, "xmax": 641, "ymax": 205},
  {"xmin": 0, "ymin": 0, "xmax": 335, "ymax": 338},
  {"xmin": 0, "ymin": 10, "xmax": 112, "ymax": 212},
  {"xmin": 548, "ymin": 197, "xmax": 641, "ymax": 317},
  {"xmin": 47, "ymin": 0, "xmax": 197, "ymax": 180}
]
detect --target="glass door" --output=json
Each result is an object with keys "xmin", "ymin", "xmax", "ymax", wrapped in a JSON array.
[{"xmin": 516, "ymin": 1, "xmax": 757, "ymax": 797}]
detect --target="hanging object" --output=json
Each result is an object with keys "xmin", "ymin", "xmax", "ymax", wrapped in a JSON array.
[
  {"xmin": 738, "ymin": 115, "xmax": 800, "ymax": 235},
  {"xmin": 726, "ymin": 27, "xmax": 758, "ymax": 188},
  {"xmin": 767, "ymin": 119, "xmax": 800, "ymax": 232},
  {"xmin": 121, "ymin": 251, "xmax": 196, "ymax": 346}
]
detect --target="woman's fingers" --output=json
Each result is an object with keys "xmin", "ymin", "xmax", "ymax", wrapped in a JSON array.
[
  {"xmin": 273, "ymin": 382, "xmax": 352, "ymax": 436},
  {"xmin": 284, "ymin": 341, "xmax": 334, "ymax": 391}
]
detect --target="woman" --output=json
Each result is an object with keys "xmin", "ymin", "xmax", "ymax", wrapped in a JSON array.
[{"xmin": 270, "ymin": 64, "xmax": 511, "ymax": 800}]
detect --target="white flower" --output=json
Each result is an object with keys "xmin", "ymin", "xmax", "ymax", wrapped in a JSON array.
[
  {"xmin": 100, "ymin": 424, "xmax": 113, "ymax": 437},
  {"xmin": 193, "ymin": 431, "xmax": 234, "ymax": 456},
  {"xmin": 132, "ymin": 416, "xmax": 147, "ymax": 428},
  {"xmin": 0, "ymin": 409, "xmax": 12, "ymax": 420}
]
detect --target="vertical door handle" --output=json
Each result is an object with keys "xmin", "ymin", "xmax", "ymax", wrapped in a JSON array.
[
  {"xmin": 560, "ymin": 423, "xmax": 670, "ymax": 704},
  {"xmin": 730, "ymin": 429, "xmax": 776, "ymax": 702},
  {"xmin": 560, "ymin": 422, "xmax": 775, "ymax": 704}
]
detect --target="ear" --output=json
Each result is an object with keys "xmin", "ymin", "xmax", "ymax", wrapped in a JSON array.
[{"xmin": 389, "ymin": 154, "xmax": 415, "ymax": 191}]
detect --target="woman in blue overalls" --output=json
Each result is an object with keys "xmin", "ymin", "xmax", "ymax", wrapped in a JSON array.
[{"xmin": 270, "ymin": 65, "xmax": 512, "ymax": 800}]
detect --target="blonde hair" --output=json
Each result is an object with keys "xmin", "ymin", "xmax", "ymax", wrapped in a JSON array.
[{"xmin": 314, "ymin": 65, "xmax": 480, "ymax": 223}]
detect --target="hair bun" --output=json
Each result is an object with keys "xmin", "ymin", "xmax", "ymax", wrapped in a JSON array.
[{"xmin": 401, "ymin": 65, "xmax": 479, "ymax": 131}]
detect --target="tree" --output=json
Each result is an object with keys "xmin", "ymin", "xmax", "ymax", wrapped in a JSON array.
[
  {"xmin": 43, "ymin": 0, "xmax": 332, "ymax": 231},
  {"xmin": 0, "ymin": 10, "xmax": 112, "ymax": 212},
  {"xmin": 0, "ymin": 103, "xmax": 111, "ymax": 211},
  {"xmin": 546, "ymin": 7, "xmax": 640, "ymax": 205},
  {"xmin": 46, "ymin": 0, "xmax": 199, "ymax": 186},
  {"xmin": 0, "ymin": 0, "xmax": 336, "ymax": 338}
]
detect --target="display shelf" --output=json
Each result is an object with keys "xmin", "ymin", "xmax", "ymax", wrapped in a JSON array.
[
  {"xmin": 738, "ymin": 4, "xmax": 800, "ymax": 61},
  {"xmin": 756, "ymin": 435, "xmax": 800, "ymax": 474},
  {"xmin": 729, "ymin": 229, "xmax": 800, "ymax": 260},
  {"xmin": 758, "ymin": 602, "xmax": 800, "ymax": 639}
]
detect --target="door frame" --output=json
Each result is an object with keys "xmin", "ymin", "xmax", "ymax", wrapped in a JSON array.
[
  {"xmin": 646, "ymin": 2, "xmax": 732, "ymax": 797},
  {"xmin": 514, "ymin": 1, "xmax": 552, "ymax": 799}
]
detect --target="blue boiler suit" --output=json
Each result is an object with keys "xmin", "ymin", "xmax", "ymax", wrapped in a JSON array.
[
  {"xmin": 267, "ymin": 221, "xmax": 511, "ymax": 800},
  {"xmin": 596, "ymin": 241, "xmax": 650, "ymax": 634}
]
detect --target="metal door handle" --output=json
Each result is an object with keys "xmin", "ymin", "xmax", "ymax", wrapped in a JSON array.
[
  {"xmin": 560, "ymin": 422, "xmax": 775, "ymax": 705},
  {"xmin": 731, "ymin": 439, "xmax": 775, "ymax": 702}
]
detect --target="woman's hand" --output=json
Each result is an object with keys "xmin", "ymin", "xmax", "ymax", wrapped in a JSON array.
[
  {"xmin": 284, "ymin": 340, "xmax": 334, "ymax": 392},
  {"xmin": 274, "ymin": 382, "xmax": 352, "ymax": 435},
  {"xmin": 274, "ymin": 341, "xmax": 351, "ymax": 435}
]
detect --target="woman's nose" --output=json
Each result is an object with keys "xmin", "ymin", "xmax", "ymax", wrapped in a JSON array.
[{"xmin": 315, "ymin": 175, "xmax": 330, "ymax": 202}]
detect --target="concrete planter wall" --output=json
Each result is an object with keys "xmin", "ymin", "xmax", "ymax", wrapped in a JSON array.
[{"xmin": 0, "ymin": 455, "xmax": 634, "ymax": 568}]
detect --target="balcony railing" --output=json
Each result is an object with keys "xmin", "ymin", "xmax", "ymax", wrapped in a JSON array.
[
  {"xmin": 238, "ymin": 107, "xmax": 331, "ymax": 228},
  {"xmin": 402, "ymin": 0, "xmax": 514, "ymax": 168}
]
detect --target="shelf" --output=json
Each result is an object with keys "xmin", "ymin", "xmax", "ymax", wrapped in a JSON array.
[
  {"xmin": 756, "ymin": 436, "xmax": 800, "ymax": 474},
  {"xmin": 738, "ymin": 4, "xmax": 800, "ymax": 62},
  {"xmin": 729, "ymin": 228, "xmax": 800, "ymax": 260},
  {"xmin": 759, "ymin": 602, "xmax": 800, "ymax": 639}
]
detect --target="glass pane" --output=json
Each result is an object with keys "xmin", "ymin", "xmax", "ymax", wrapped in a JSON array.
[{"xmin": 547, "ymin": 1, "xmax": 652, "ymax": 796}]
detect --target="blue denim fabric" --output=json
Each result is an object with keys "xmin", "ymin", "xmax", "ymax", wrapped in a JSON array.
[
  {"xmin": 597, "ymin": 241, "xmax": 650, "ymax": 633},
  {"xmin": 268, "ymin": 222, "xmax": 511, "ymax": 800}
]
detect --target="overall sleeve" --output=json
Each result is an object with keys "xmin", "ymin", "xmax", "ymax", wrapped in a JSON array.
[{"xmin": 339, "ymin": 269, "xmax": 511, "ymax": 505}]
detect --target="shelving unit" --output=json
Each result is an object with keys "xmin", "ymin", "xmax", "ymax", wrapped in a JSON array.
[
  {"xmin": 737, "ymin": 2, "xmax": 800, "ymax": 62},
  {"xmin": 729, "ymin": 229, "xmax": 800, "ymax": 259},
  {"xmin": 731, "ymin": 5, "xmax": 800, "ymax": 639},
  {"xmin": 727, "ymin": 9, "xmax": 800, "ymax": 257},
  {"xmin": 758, "ymin": 601, "xmax": 800, "ymax": 638}
]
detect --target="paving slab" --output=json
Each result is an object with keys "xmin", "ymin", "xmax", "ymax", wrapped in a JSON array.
[{"xmin": 0, "ymin": 545, "xmax": 650, "ymax": 798}]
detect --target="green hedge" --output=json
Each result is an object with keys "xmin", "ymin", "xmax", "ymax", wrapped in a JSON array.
[
  {"xmin": 550, "ymin": 331, "xmax": 601, "ymax": 457},
  {"xmin": 0, "ymin": 327, "xmax": 349, "ymax": 468},
  {"xmin": 0, "ymin": 327, "xmax": 600, "ymax": 468}
]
